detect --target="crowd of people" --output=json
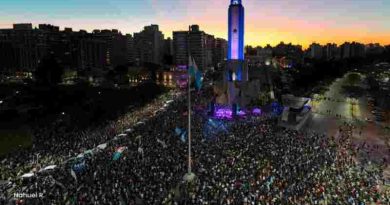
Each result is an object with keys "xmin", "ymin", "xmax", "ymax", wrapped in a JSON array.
[
  {"xmin": 1, "ymin": 87, "xmax": 388, "ymax": 204},
  {"xmin": 0, "ymin": 90, "xmax": 179, "ymax": 186}
]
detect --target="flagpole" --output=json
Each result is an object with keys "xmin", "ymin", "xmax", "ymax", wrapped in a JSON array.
[
  {"xmin": 184, "ymin": 25, "xmax": 195, "ymax": 182},
  {"xmin": 188, "ymin": 63, "xmax": 191, "ymax": 174}
]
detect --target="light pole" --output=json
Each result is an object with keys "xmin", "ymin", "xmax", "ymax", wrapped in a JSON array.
[
  {"xmin": 35, "ymin": 153, "xmax": 40, "ymax": 199},
  {"xmin": 35, "ymin": 153, "xmax": 40, "ymax": 165},
  {"xmin": 184, "ymin": 65, "xmax": 195, "ymax": 183},
  {"xmin": 351, "ymin": 98, "xmax": 357, "ymax": 119}
]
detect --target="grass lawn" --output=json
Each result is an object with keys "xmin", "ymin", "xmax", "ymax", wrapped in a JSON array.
[{"xmin": 0, "ymin": 129, "xmax": 32, "ymax": 157}]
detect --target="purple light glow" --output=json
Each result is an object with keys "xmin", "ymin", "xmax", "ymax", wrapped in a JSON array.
[
  {"xmin": 214, "ymin": 107, "xmax": 246, "ymax": 119},
  {"xmin": 215, "ymin": 108, "xmax": 233, "ymax": 119},
  {"xmin": 177, "ymin": 65, "xmax": 188, "ymax": 71},
  {"xmin": 176, "ymin": 79, "xmax": 188, "ymax": 88},
  {"xmin": 238, "ymin": 110, "xmax": 246, "ymax": 116},
  {"xmin": 252, "ymin": 108, "xmax": 261, "ymax": 115},
  {"xmin": 303, "ymin": 105, "xmax": 312, "ymax": 110}
]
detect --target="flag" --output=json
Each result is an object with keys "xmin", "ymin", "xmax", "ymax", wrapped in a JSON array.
[
  {"xmin": 70, "ymin": 169, "xmax": 77, "ymax": 182},
  {"xmin": 195, "ymin": 71, "xmax": 203, "ymax": 90},
  {"xmin": 72, "ymin": 160, "xmax": 86, "ymax": 173},
  {"xmin": 175, "ymin": 127, "xmax": 182, "ymax": 136},
  {"xmin": 188, "ymin": 56, "xmax": 203, "ymax": 90},
  {"xmin": 180, "ymin": 131, "xmax": 187, "ymax": 143},
  {"xmin": 188, "ymin": 56, "xmax": 197, "ymax": 77},
  {"xmin": 174, "ymin": 127, "xmax": 187, "ymax": 142},
  {"xmin": 67, "ymin": 195, "xmax": 77, "ymax": 205},
  {"xmin": 113, "ymin": 146, "xmax": 126, "ymax": 161},
  {"xmin": 157, "ymin": 139, "xmax": 167, "ymax": 148}
]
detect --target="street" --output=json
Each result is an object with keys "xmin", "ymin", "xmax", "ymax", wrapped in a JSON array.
[{"xmin": 305, "ymin": 72, "xmax": 390, "ymax": 185}]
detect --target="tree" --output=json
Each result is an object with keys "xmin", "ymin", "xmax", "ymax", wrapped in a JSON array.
[
  {"xmin": 144, "ymin": 62, "xmax": 160, "ymax": 82},
  {"xmin": 346, "ymin": 73, "xmax": 361, "ymax": 86},
  {"xmin": 114, "ymin": 65, "xmax": 129, "ymax": 85},
  {"xmin": 35, "ymin": 53, "xmax": 64, "ymax": 86},
  {"xmin": 105, "ymin": 70, "xmax": 116, "ymax": 85}
]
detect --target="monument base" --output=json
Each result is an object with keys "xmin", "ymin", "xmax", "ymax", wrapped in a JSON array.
[{"xmin": 183, "ymin": 172, "xmax": 196, "ymax": 183}]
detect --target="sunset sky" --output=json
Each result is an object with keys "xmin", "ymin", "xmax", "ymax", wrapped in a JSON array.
[{"xmin": 1, "ymin": 0, "xmax": 389, "ymax": 48}]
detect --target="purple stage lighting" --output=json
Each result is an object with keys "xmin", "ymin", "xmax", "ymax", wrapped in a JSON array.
[
  {"xmin": 238, "ymin": 110, "xmax": 246, "ymax": 116},
  {"xmin": 214, "ymin": 107, "xmax": 247, "ymax": 119},
  {"xmin": 215, "ymin": 108, "xmax": 233, "ymax": 119},
  {"xmin": 252, "ymin": 108, "xmax": 261, "ymax": 115}
]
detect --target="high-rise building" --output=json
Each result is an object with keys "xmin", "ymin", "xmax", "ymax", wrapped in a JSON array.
[
  {"xmin": 173, "ymin": 26, "xmax": 219, "ymax": 70},
  {"xmin": 340, "ymin": 42, "xmax": 365, "ymax": 59},
  {"xmin": 126, "ymin": 34, "xmax": 135, "ymax": 64},
  {"xmin": 188, "ymin": 25, "xmax": 206, "ymax": 70},
  {"xmin": 93, "ymin": 29, "xmax": 129, "ymax": 68},
  {"xmin": 111, "ymin": 33, "xmax": 128, "ymax": 67},
  {"xmin": 340, "ymin": 42, "xmax": 351, "ymax": 59},
  {"xmin": 213, "ymin": 38, "xmax": 227, "ymax": 66},
  {"xmin": 164, "ymin": 38, "xmax": 173, "ymax": 56},
  {"xmin": 350, "ymin": 42, "xmax": 365, "ymax": 58},
  {"xmin": 0, "ymin": 24, "xmax": 111, "ymax": 73},
  {"xmin": 78, "ymin": 37, "xmax": 107, "ymax": 70},
  {"xmin": 365, "ymin": 43, "xmax": 385, "ymax": 56},
  {"xmin": 309, "ymin": 43, "xmax": 323, "ymax": 59},
  {"xmin": 162, "ymin": 37, "xmax": 173, "ymax": 65},
  {"xmin": 245, "ymin": 46, "xmax": 257, "ymax": 56},
  {"xmin": 0, "ymin": 25, "xmax": 47, "ymax": 72},
  {"xmin": 38, "ymin": 24, "xmax": 60, "ymax": 32},
  {"xmin": 324, "ymin": 43, "xmax": 338, "ymax": 60},
  {"xmin": 13, "ymin": 23, "xmax": 32, "ymax": 30},
  {"xmin": 205, "ymin": 34, "xmax": 215, "ymax": 68},
  {"xmin": 256, "ymin": 44, "xmax": 273, "ymax": 64},
  {"xmin": 133, "ymin": 24, "xmax": 164, "ymax": 65},
  {"xmin": 67, "ymin": 30, "xmax": 107, "ymax": 71},
  {"xmin": 173, "ymin": 31, "xmax": 188, "ymax": 67}
]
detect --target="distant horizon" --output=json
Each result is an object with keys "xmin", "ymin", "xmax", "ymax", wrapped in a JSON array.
[
  {"xmin": 1, "ymin": 22, "xmax": 389, "ymax": 50},
  {"xmin": 1, "ymin": 0, "xmax": 389, "ymax": 49}
]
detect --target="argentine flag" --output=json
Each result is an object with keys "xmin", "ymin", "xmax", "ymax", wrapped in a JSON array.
[
  {"xmin": 175, "ymin": 127, "xmax": 187, "ymax": 142},
  {"xmin": 188, "ymin": 56, "xmax": 203, "ymax": 90},
  {"xmin": 72, "ymin": 160, "xmax": 86, "ymax": 174},
  {"xmin": 112, "ymin": 146, "xmax": 127, "ymax": 161}
]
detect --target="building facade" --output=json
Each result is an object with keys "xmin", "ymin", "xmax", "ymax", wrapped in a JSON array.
[
  {"xmin": 173, "ymin": 31, "xmax": 189, "ymax": 67},
  {"xmin": 133, "ymin": 24, "xmax": 164, "ymax": 65},
  {"xmin": 172, "ymin": 25, "xmax": 220, "ymax": 71},
  {"xmin": 309, "ymin": 43, "xmax": 323, "ymax": 59}
]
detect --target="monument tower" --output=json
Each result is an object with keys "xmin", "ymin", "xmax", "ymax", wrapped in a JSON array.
[
  {"xmin": 225, "ymin": 0, "xmax": 248, "ymax": 114},
  {"xmin": 228, "ymin": 0, "xmax": 244, "ymax": 61}
]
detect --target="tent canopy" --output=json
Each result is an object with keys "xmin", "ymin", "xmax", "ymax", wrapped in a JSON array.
[
  {"xmin": 43, "ymin": 165, "xmax": 57, "ymax": 170},
  {"xmin": 97, "ymin": 143, "xmax": 107, "ymax": 150},
  {"xmin": 21, "ymin": 173, "xmax": 34, "ymax": 178},
  {"xmin": 125, "ymin": 128, "xmax": 133, "ymax": 133},
  {"xmin": 136, "ymin": 121, "xmax": 145, "ymax": 126},
  {"xmin": 39, "ymin": 165, "xmax": 57, "ymax": 172}
]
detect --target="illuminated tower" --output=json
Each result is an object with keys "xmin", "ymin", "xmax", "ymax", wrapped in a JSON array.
[
  {"xmin": 225, "ymin": 0, "xmax": 248, "ymax": 114},
  {"xmin": 228, "ymin": 0, "xmax": 244, "ymax": 60}
]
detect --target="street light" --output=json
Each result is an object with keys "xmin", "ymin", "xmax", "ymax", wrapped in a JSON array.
[{"xmin": 35, "ymin": 153, "xmax": 40, "ymax": 165}]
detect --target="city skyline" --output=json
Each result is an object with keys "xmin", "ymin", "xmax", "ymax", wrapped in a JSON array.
[{"xmin": 0, "ymin": 0, "xmax": 390, "ymax": 48}]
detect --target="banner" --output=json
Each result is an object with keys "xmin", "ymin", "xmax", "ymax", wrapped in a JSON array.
[
  {"xmin": 112, "ymin": 146, "xmax": 127, "ymax": 161},
  {"xmin": 70, "ymin": 169, "xmax": 77, "ymax": 182},
  {"xmin": 175, "ymin": 127, "xmax": 187, "ymax": 142}
]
